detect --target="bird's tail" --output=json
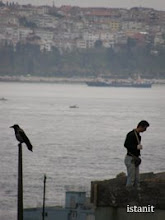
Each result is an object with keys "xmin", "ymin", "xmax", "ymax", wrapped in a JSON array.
[{"xmin": 26, "ymin": 141, "xmax": 33, "ymax": 152}]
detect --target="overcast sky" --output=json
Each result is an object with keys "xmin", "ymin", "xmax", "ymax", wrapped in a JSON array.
[{"xmin": 3, "ymin": 0, "xmax": 165, "ymax": 11}]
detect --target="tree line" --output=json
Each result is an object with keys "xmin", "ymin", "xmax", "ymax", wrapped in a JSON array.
[{"xmin": 0, "ymin": 41, "xmax": 165, "ymax": 79}]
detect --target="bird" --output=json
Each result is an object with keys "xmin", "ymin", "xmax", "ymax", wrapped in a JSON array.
[{"xmin": 10, "ymin": 124, "xmax": 33, "ymax": 152}]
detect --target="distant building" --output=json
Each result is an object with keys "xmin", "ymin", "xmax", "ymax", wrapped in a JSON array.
[
  {"xmin": 0, "ymin": 4, "xmax": 165, "ymax": 51},
  {"xmin": 24, "ymin": 191, "xmax": 95, "ymax": 220}
]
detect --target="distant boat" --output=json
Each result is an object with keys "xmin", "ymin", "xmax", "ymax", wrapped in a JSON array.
[
  {"xmin": 69, "ymin": 105, "xmax": 79, "ymax": 108},
  {"xmin": 0, "ymin": 97, "xmax": 7, "ymax": 101},
  {"xmin": 86, "ymin": 79, "xmax": 152, "ymax": 88}
]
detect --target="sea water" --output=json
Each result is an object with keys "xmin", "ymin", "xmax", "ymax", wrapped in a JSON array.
[{"xmin": 0, "ymin": 82, "xmax": 164, "ymax": 219}]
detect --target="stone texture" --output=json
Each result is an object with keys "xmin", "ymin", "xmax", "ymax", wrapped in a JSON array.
[{"xmin": 91, "ymin": 172, "xmax": 165, "ymax": 209}]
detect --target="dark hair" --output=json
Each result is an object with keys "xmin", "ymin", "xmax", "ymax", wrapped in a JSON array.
[{"xmin": 137, "ymin": 120, "xmax": 150, "ymax": 128}]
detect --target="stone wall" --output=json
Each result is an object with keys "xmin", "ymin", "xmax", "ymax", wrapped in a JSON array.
[{"xmin": 91, "ymin": 172, "xmax": 165, "ymax": 209}]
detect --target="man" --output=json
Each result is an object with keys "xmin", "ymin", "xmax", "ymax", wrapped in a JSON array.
[{"xmin": 124, "ymin": 120, "xmax": 149, "ymax": 188}]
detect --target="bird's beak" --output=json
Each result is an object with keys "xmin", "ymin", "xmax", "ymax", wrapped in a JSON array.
[{"xmin": 10, "ymin": 125, "xmax": 14, "ymax": 128}]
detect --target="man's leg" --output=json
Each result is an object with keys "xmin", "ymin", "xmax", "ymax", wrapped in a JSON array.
[{"xmin": 125, "ymin": 155, "xmax": 136, "ymax": 187}]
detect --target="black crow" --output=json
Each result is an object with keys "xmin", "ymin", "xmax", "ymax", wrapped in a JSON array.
[{"xmin": 10, "ymin": 124, "xmax": 33, "ymax": 152}]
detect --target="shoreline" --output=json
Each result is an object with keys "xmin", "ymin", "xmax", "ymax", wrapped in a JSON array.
[
  {"xmin": 0, "ymin": 75, "xmax": 165, "ymax": 84},
  {"xmin": 0, "ymin": 75, "xmax": 86, "ymax": 84}
]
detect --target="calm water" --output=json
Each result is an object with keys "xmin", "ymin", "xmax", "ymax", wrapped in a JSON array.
[{"xmin": 0, "ymin": 82, "xmax": 165, "ymax": 219}]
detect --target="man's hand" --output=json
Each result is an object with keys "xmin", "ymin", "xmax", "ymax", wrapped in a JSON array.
[{"xmin": 137, "ymin": 144, "xmax": 143, "ymax": 150}]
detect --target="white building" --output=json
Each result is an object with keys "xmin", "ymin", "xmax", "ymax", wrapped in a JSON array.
[
  {"xmin": 82, "ymin": 32, "xmax": 99, "ymax": 41},
  {"xmin": 4, "ymin": 27, "xmax": 20, "ymax": 45},
  {"xmin": 19, "ymin": 27, "xmax": 33, "ymax": 41},
  {"xmin": 0, "ymin": 14, "xmax": 19, "ymax": 26},
  {"xmin": 154, "ymin": 33, "xmax": 165, "ymax": 46},
  {"xmin": 29, "ymin": 14, "xmax": 58, "ymax": 29},
  {"xmin": 76, "ymin": 39, "xmax": 88, "ymax": 49},
  {"xmin": 40, "ymin": 41, "xmax": 52, "ymax": 51},
  {"xmin": 99, "ymin": 32, "xmax": 114, "ymax": 41},
  {"xmin": 34, "ymin": 29, "xmax": 54, "ymax": 42}
]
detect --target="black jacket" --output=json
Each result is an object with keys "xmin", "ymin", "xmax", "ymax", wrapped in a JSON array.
[{"xmin": 124, "ymin": 129, "xmax": 141, "ymax": 157}]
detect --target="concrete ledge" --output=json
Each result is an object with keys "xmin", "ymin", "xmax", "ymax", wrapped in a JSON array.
[{"xmin": 91, "ymin": 172, "xmax": 165, "ymax": 209}]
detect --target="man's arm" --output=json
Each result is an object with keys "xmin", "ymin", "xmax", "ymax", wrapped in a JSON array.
[{"xmin": 124, "ymin": 132, "xmax": 137, "ymax": 152}]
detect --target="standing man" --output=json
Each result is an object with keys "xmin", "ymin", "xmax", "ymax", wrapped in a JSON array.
[{"xmin": 124, "ymin": 120, "xmax": 150, "ymax": 188}]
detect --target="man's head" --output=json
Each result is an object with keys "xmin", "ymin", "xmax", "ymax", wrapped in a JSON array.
[{"xmin": 137, "ymin": 120, "xmax": 150, "ymax": 133}]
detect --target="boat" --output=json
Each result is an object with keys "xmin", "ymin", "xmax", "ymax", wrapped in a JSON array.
[
  {"xmin": 69, "ymin": 105, "xmax": 79, "ymax": 108},
  {"xmin": 86, "ymin": 78, "xmax": 152, "ymax": 88},
  {"xmin": 0, "ymin": 97, "xmax": 8, "ymax": 101}
]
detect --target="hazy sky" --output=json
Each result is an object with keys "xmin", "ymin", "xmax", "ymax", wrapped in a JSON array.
[{"xmin": 3, "ymin": 0, "xmax": 165, "ymax": 11}]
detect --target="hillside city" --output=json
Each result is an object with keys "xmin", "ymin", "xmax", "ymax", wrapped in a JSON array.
[
  {"xmin": 0, "ymin": 1, "xmax": 165, "ymax": 79},
  {"xmin": 1, "ymin": 2, "xmax": 165, "ymax": 51}
]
